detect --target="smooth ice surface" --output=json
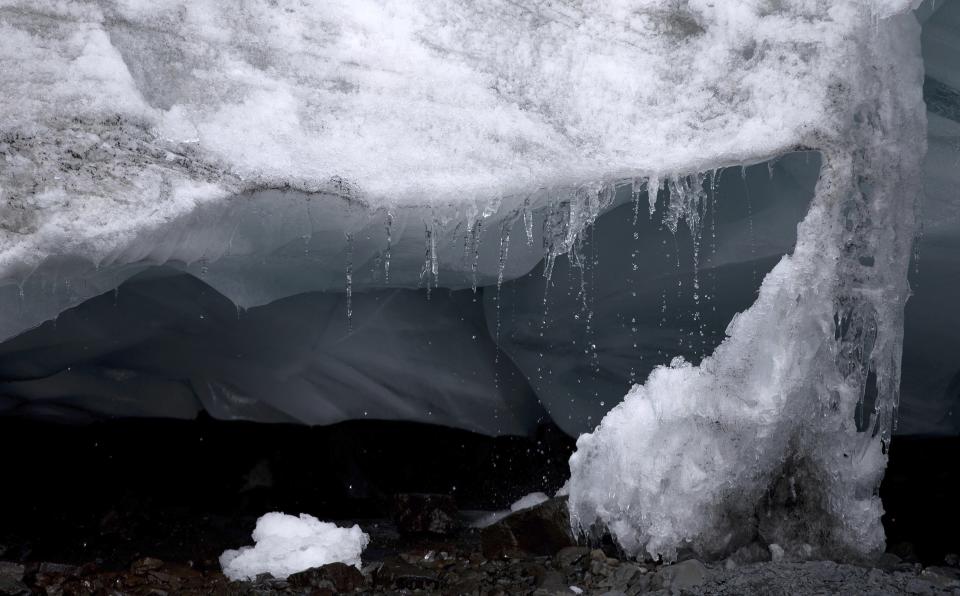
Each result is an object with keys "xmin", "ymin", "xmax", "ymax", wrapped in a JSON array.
[
  {"xmin": 469, "ymin": 491, "xmax": 551, "ymax": 528},
  {"xmin": 0, "ymin": 269, "xmax": 545, "ymax": 434},
  {"xmin": 510, "ymin": 492, "xmax": 550, "ymax": 512},
  {"xmin": 897, "ymin": 0, "xmax": 960, "ymax": 435},
  {"xmin": 220, "ymin": 512, "xmax": 369, "ymax": 581}
]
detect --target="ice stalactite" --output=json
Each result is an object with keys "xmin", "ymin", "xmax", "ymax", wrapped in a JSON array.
[{"xmin": 568, "ymin": 7, "xmax": 926, "ymax": 563}]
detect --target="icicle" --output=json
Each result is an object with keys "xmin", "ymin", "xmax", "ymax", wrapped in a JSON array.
[
  {"xmin": 430, "ymin": 219, "xmax": 439, "ymax": 284},
  {"xmin": 522, "ymin": 196, "xmax": 535, "ymax": 246},
  {"xmin": 471, "ymin": 218, "xmax": 483, "ymax": 293},
  {"xmin": 647, "ymin": 174, "xmax": 660, "ymax": 215},
  {"xmin": 345, "ymin": 232, "xmax": 353, "ymax": 332},
  {"xmin": 420, "ymin": 223, "xmax": 435, "ymax": 299},
  {"xmin": 742, "ymin": 165, "xmax": 758, "ymax": 283},
  {"xmin": 383, "ymin": 211, "xmax": 392, "ymax": 284},
  {"xmin": 631, "ymin": 178, "xmax": 643, "ymax": 226},
  {"xmin": 494, "ymin": 222, "xmax": 512, "ymax": 364}
]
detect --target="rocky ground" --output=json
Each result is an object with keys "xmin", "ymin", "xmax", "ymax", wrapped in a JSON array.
[
  {"xmin": 1, "ymin": 418, "xmax": 958, "ymax": 595},
  {"xmin": 2, "ymin": 494, "xmax": 959, "ymax": 595}
]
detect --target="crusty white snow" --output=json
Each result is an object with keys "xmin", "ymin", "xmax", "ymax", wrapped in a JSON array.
[
  {"xmin": 0, "ymin": 0, "xmax": 923, "ymax": 341},
  {"xmin": 220, "ymin": 513, "xmax": 369, "ymax": 581}
]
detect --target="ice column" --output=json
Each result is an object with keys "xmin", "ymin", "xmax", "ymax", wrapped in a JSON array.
[{"xmin": 568, "ymin": 7, "xmax": 926, "ymax": 563}]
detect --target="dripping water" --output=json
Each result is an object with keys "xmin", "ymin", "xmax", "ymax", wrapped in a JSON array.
[
  {"xmin": 741, "ymin": 166, "xmax": 758, "ymax": 284},
  {"xmin": 384, "ymin": 211, "xmax": 393, "ymax": 284},
  {"xmin": 494, "ymin": 222, "xmax": 512, "ymax": 365},
  {"xmin": 471, "ymin": 218, "xmax": 484, "ymax": 293},
  {"xmin": 345, "ymin": 232, "xmax": 353, "ymax": 332}
]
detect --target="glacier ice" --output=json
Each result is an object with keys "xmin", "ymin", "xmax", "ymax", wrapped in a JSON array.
[
  {"xmin": 490, "ymin": 153, "xmax": 821, "ymax": 436},
  {"xmin": 568, "ymin": 2, "xmax": 927, "ymax": 563},
  {"xmin": 0, "ymin": 269, "xmax": 545, "ymax": 434},
  {"xmin": 220, "ymin": 512, "xmax": 369, "ymax": 581},
  {"xmin": 0, "ymin": 0, "xmax": 940, "ymax": 568},
  {"xmin": 0, "ymin": 0, "xmax": 905, "ymax": 342}
]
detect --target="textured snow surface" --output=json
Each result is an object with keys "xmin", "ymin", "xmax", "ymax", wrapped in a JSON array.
[
  {"xmin": 568, "ymin": 4, "xmax": 927, "ymax": 563},
  {"xmin": 220, "ymin": 513, "xmax": 369, "ymax": 581},
  {"xmin": 0, "ymin": 0, "xmax": 921, "ymax": 341}
]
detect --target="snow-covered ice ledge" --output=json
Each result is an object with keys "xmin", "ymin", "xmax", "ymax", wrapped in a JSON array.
[
  {"xmin": 0, "ymin": 0, "xmax": 908, "ymax": 337},
  {"xmin": 0, "ymin": 0, "xmax": 926, "ymax": 564}
]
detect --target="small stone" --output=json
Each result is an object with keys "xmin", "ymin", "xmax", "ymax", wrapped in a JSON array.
[
  {"xmin": 768, "ymin": 543, "xmax": 785, "ymax": 562},
  {"xmin": 130, "ymin": 557, "xmax": 165, "ymax": 574},
  {"xmin": 599, "ymin": 563, "xmax": 641, "ymax": 589},
  {"xmin": 655, "ymin": 559, "xmax": 708, "ymax": 591},
  {"xmin": 921, "ymin": 566, "xmax": 960, "ymax": 588},
  {"xmin": 288, "ymin": 562, "xmax": 365, "ymax": 592},
  {"xmin": 0, "ymin": 561, "xmax": 28, "ymax": 595},
  {"xmin": 726, "ymin": 542, "xmax": 772, "ymax": 567},
  {"xmin": 537, "ymin": 570, "xmax": 568, "ymax": 590},
  {"xmin": 374, "ymin": 556, "xmax": 438, "ymax": 590},
  {"xmin": 904, "ymin": 577, "xmax": 935, "ymax": 595},
  {"xmin": 876, "ymin": 552, "xmax": 902, "ymax": 571},
  {"xmin": 555, "ymin": 546, "xmax": 591, "ymax": 569},
  {"xmin": 393, "ymin": 493, "xmax": 460, "ymax": 535}
]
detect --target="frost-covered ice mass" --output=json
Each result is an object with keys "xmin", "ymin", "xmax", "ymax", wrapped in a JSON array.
[
  {"xmin": 1, "ymin": 0, "xmax": 957, "ymax": 587},
  {"xmin": 219, "ymin": 513, "xmax": 368, "ymax": 581}
]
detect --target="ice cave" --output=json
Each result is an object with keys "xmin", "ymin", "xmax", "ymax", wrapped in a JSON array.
[{"xmin": 0, "ymin": 0, "xmax": 959, "ymax": 594}]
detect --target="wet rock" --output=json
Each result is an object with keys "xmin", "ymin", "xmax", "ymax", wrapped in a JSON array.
[
  {"xmin": 25, "ymin": 561, "xmax": 82, "ymax": 595},
  {"xmin": 876, "ymin": 552, "xmax": 903, "ymax": 571},
  {"xmin": 555, "ymin": 546, "xmax": 591, "ymax": 570},
  {"xmin": 653, "ymin": 559, "xmax": 708, "ymax": 591},
  {"xmin": 534, "ymin": 569, "xmax": 573, "ymax": 594},
  {"xmin": 130, "ymin": 556, "xmax": 165, "ymax": 574},
  {"xmin": 921, "ymin": 565, "xmax": 960, "ymax": 588},
  {"xmin": 481, "ymin": 497, "xmax": 575, "ymax": 559},
  {"xmin": 904, "ymin": 577, "xmax": 937, "ymax": 595},
  {"xmin": 598, "ymin": 561, "xmax": 644, "ymax": 592},
  {"xmin": 375, "ymin": 556, "xmax": 440, "ymax": 590},
  {"xmin": 393, "ymin": 493, "xmax": 460, "ymax": 535},
  {"xmin": 723, "ymin": 542, "xmax": 772, "ymax": 569},
  {"xmin": 288, "ymin": 562, "xmax": 366, "ymax": 592},
  {"xmin": 0, "ymin": 561, "xmax": 28, "ymax": 595},
  {"xmin": 944, "ymin": 553, "xmax": 959, "ymax": 568}
]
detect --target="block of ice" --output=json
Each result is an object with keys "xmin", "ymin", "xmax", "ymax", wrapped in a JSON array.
[
  {"xmin": 220, "ymin": 513, "xmax": 369, "ymax": 581},
  {"xmin": 510, "ymin": 492, "xmax": 550, "ymax": 512}
]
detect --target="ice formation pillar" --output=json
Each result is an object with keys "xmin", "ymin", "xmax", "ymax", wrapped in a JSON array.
[{"xmin": 568, "ymin": 6, "xmax": 926, "ymax": 563}]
